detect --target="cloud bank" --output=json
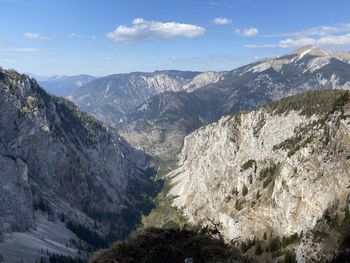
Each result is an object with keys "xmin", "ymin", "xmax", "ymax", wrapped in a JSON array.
[
  {"xmin": 106, "ymin": 18, "xmax": 205, "ymax": 42},
  {"xmin": 247, "ymin": 23, "xmax": 350, "ymax": 48}
]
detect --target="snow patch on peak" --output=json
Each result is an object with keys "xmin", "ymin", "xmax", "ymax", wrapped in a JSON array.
[
  {"xmin": 291, "ymin": 45, "xmax": 332, "ymax": 60},
  {"xmin": 299, "ymin": 46, "xmax": 316, "ymax": 59}
]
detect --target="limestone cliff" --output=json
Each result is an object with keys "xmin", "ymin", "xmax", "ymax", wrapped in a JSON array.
[{"xmin": 169, "ymin": 90, "xmax": 350, "ymax": 262}]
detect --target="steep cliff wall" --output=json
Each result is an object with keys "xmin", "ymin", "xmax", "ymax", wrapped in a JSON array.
[{"xmin": 169, "ymin": 90, "xmax": 350, "ymax": 261}]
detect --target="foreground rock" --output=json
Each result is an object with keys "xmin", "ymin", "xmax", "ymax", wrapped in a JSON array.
[{"xmin": 90, "ymin": 228, "xmax": 249, "ymax": 263}]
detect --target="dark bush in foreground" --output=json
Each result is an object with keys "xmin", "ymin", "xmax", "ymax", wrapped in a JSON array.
[{"xmin": 90, "ymin": 228, "xmax": 249, "ymax": 263}]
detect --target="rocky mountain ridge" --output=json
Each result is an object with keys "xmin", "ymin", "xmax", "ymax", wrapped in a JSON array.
[
  {"xmin": 168, "ymin": 90, "xmax": 350, "ymax": 262},
  {"xmin": 117, "ymin": 46, "xmax": 350, "ymax": 159},
  {"xmin": 68, "ymin": 70, "xmax": 216, "ymax": 124},
  {"xmin": 0, "ymin": 69, "xmax": 158, "ymax": 262}
]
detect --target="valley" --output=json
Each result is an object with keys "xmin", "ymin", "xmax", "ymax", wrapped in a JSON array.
[{"xmin": 1, "ymin": 45, "xmax": 350, "ymax": 262}]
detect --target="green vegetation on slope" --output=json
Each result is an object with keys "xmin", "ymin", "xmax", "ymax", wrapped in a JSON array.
[
  {"xmin": 141, "ymin": 156, "xmax": 189, "ymax": 230},
  {"xmin": 141, "ymin": 187, "xmax": 189, "ymax": 230},
  {"xmin": 268, "ymin": 89, "xmax": 350, "ymax": 117}
]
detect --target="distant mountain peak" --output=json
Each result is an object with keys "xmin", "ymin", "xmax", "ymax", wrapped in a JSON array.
[{"xmin": 290, "ymin": 45, "xmax": 332, "ymax": 58}]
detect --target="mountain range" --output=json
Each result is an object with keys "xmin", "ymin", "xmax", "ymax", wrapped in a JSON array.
[
  {"xmin": 51, "ymin": 45, "xmax": 350, "ymax": 159},
  {"xmin": 2, "ymin": 45, "xmax": 350, "ymax": 262}
]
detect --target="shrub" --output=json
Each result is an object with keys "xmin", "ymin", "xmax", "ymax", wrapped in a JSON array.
[
  {"xmin": 263, "ymin": 177, "xmax": 273, "ymax": 188},
  {"xmin": 242, "ymin": 184, "xmax": 248, "ymax": 196},
  {"xmin": 259, "ymin": 164, "xmax": 278, "ymax": 180},
  {"xmin": 282, "ymin": 233, "xmax": 300, "ymax": 248},
  {"xmin": 284, "ymin": 251, "xmax": 297, "ymax": 263},
  {"xmin": 312, "ymin": 230, "xmax": 328, "ymax": 243},
  {"xmin": 263, "ymin": 232, "xmax": 267, "ymax": 240},
  {"xmin": 235, "ymin": 199, "xmax": 245, "ymax": 211},
  {"xmin": 255, "ymin": 243, "xmax": 263, "ymax": 255},
  {"xmin": 241, "ymin": 159, "xmax": 256, "ymax": 172},
  {"xmin": 269, "ymin": 237, "xmax": 281, "ymax": 252}
]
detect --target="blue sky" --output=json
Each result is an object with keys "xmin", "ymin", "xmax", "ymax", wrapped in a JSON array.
[{"xmin": 0, "ymin": 0, "xmax": 350, "ymax": 76}]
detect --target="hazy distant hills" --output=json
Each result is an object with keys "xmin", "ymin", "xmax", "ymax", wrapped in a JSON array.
[{"xmin": 38, "ymin": 74, "xmax": 96, "ymax": 97}]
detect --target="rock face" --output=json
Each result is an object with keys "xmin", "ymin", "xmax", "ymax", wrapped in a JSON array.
[
  {"xmin": 168, "ymin": 90, "xmax": 350, "ymax": 262},
  {"xmin": 183, "ymin": 71, "xmax": 225, "ymax": 92},
  {"xmin": 69, "ymin": 70, "xmax": 204, "ymax": 124},
  {"xmin": 0, "ymin": 69, "xmax": 158, "ymax": 262}
]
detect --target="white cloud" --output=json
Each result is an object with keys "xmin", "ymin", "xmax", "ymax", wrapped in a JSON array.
[
  {"xmin": 242, "ymin": 27, "xmax": 259, "ymax": 37},
  {"xmin": 260, "ymin": 23, "xmax": 350, "ymax": 38},
  {"xmin": 212, "ymin": 17, "xmax": 231, "ymax": 25},
  {"xmin": 277, "ymin": 38, "xmax": 316, "ymax": 48},
  {"xmin": 0, "ymin": 47, "xmax": 40, "ymax": 52},
  {"xmin": 24, "ymin": 32, "xmax": 50, "ymax": 41},
  {"xmin": 247, "ymin": 34, "xmax": 350, "ymax": 48},
  {"xmin": 293, "ymin": 23, "xmax": 350, "ymax": 37},
  {"xmin": 317, "ymin": 33, "xmax": 350, "ymax": 46},
  {"xmin": 235, "ymin": 27, "xmax": 259, "ymax": 37},
  {"xmin": 247, "ymin": 22, "xmax": 350, "ymax": 48},
  {"xmin": 106, "ymin": 18, "xmax": 205, "ymax": 42}
]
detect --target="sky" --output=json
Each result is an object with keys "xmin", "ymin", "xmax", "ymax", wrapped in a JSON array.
[{"xmin": 1, "ymin": 0, "xmax": 350, "ymax": 76}]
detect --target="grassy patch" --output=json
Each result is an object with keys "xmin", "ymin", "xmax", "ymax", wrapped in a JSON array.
[
  {"xmin": 140, "ymin": 156, "xmax": 188, "ymax": 230},
  {"xmin": 140, "ymin": 188, "xmax": 188, "ymax": 230}
]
